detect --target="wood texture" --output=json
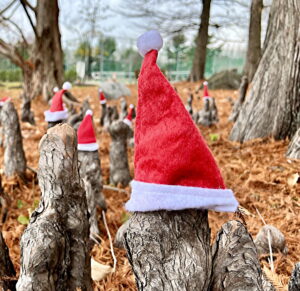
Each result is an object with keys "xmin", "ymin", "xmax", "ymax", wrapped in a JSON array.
[
  {"xmin": 289, "ymin": 263, "xmax": 300, "ymax": 291},
  {"xmin": 210, "ymin": 220, "xmax": 264, "ymax": 290},
  {"xmin": 124, "ymin": 210, "xmax": 212, "ymax": 290},
  {"xmin": 20, "ymin": 97, "xmax": 35, "ymax": 125},
  {"xmin": 108, "ymin": 120, "xmax": 131, "ymax": 186},
  {"xmin": 0, "ymin": 101, "xmax": 26, "ymax": 178},
  {"xmin": 230, "ymin": 0, "xmax": 300, "ymax": 142},
  {"xmin": 287, "ymin": 128, "xmax": 300, "ymax": 159},
  {"xmin": 78, "ymin": 150, "xmax": 106, "ymax": 242},
  {"xmin": 17, "ymin": 124, "xmax": 92, "ymax": 291}
]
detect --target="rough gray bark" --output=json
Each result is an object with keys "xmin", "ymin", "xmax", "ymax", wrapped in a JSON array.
[
  {"xmin": 1, "ymin": 101, "xmax": 26, "ymax": 178},
  {"xmin": 210, "ymin": 220, "xmax": 264, "ymax": 290},
  {"xmin": 244, "ymin": 0, "xmax": 263, "ymax": 82},
  {"xmin": 120, "ymin": 97, "xmax": 128, "ymax": 119},
  {"xmin": 108, "ymin": 121, "xmax": 131, "ymax": 186},
  {"xmin": 211, "ymin": 97, "xmax": 219, "ymax": 123},
  {"xmin": 254, "ymin": 224, "xmax": 288, "ymax": 255},
  {"xmin": 287, "ymin": 128, "xmax": 300, "ymax": 159},
  {"xmin": 20, "ymin": 95, "xmax": 35, "ymax": 125},
  {"xmin": 230, "ymin": 0, "xmax": 300, "ymax": 142},
  {"xmin": 78, "ymin": 150, "xmax": 106, "ymax": 243},
  {"xmin": 0, "ymin": 231, "xmax": 16, "ymax": 291},
  {"xmin": 0, "ymin": 175, "xmax": 9, "ymax": 223},
  {"xmin": 189, "ymin": 0, "xmax": 212, "ymax": 81},
  {"xmin": 289, "ymin": 263, "xmax": 300, "ymax": 291},
  {"xmin": 17, "ymin": 124, "xmax": 92, "ymax": 291},
  {"xmin": 229, "ymin": 75, "xmax": 249, "ymax": 122},
  {"xmin": 114, "ymin": 219, "xmax": 130, "ymax": 249},
  {"xmin": 124, "ymin": 210, "xmax": 212, "ymax": 290}
]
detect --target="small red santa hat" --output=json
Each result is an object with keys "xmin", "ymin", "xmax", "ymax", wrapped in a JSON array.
[
  {"xmin": 125, "ymin": 30, "xmax": 238, "ymax": 212},
  {"xmin": 203, "ymin": 81, "xmax": 211, "ymax": 99},
  {"xmin": 99, "ymin": 88, "xmax": 107, "ymax": 104},
  {"xmin": 0, "ymin": 97, "xmax": 10, "ymax": 107},
  {"xmin": 77, "ymin": 110, "xmax": 98, "ymax": 151},
  {"xmin": 44, "ymin": 88, "xmax": 68, "ymax": 122},
  {"xmin": 123, "ymin": 104, "xmax": 135, "ymax": 127}
]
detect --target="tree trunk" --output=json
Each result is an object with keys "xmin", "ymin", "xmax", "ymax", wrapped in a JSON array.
[
  {"xmin": 120, "ymin": 98, "xmax": 128, "ymax": 120},
  {"xmin": 20, "ymin": 98, "xmax": 35, "ymax": 125},
  {"xmin": 230, "ymin": 0, "xmax": 300, "ymax": 142},
  {"xmin": 108, "ymin": 121, "xmax": 131, "ymax": 187},
  {"xmin": 100, "ymin": 104, "xmax": 107, "ymax": 127},
  {"xmin": 17, "ymin": 124, "xmax": 92, "ymax": 291},
  {"xmin": 0, "ymin": 102, "xmax": 26, "ymax": 178},
  {"xmin": 289, "ymin": 263, "xmax": 300, "ymax": 291},
  {"xmin": 243, "ymin": 0, "xmax": 263, "ymax": 82},
  {"xmin": 189, "ymin": 0, "xmax": 211, "ymax": 81},
  {"xmin": 78, "ymin": 150, "xmax": 106, "ymax": 243},
  {"xmin": 31, "ymin": 0, "xmax": 64, "ymax": 102},
  {"xmin": 123, "ymin": 210, "xmax": 212, "ymax": 290},
  {"xmin": 229, "ymin": 75, "xmax": 249, "ymax": 122},
  {"xmin": 286, "ymin": 128, "xmax": 300, "ymax": 159},
  {"xmin": 0, "ymin": 231, "xmax": 16, "ymax": 291}
]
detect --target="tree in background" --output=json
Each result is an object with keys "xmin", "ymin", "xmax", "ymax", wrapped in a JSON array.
[
  {"xmin": 0, "ymin": 0, "xmax": 63, "ymax": 102},
  {"xmin": 230, "ymin": 0, "xmax": 300, "ymax": 142},
  {"xmin": 243, "ymin": 0, "xmax": 263, "ymax": 82}
]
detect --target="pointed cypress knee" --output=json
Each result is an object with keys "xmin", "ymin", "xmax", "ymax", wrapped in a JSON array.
[{"xmin": 17, "ymin": 124, "xmax": 92, "ymax": 291}]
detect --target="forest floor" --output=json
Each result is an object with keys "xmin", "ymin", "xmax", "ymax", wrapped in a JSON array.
[{"xmin": 0, "ymin": 82, "xmax": 299, "ymax": 290}]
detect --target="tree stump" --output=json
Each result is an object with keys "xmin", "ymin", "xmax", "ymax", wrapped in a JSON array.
[
  {"xmin": 185, "ymin": 94, "xmax": 193, "ymax": 116},
  {"xmin": 103, "ymin": 106, "xmax": 113, "ymax": 129},
  {"xmin": 289, "ymin": 263, "xmax": 300, "ymax": 291},
  {"xmin": 197, "ymin": 98, "xmax": 213, "ymax": 126},
  {"xmin": 78, "ymin": 150, "xmax": 106, "ymax": 242},
  {"xmin": 211, "ymin": 220, "xmax": 264, "ymax": 290},
  {"xmin": 100, "ymin": 103, "xmax": 107, "ymax": 127},
  {"xmin": 47, "ymin": 120, "xmax": 64, "ymax": 129},
  {"xmin": 211, "ymin": 97, "xmax": 219, "ymax": 123},
  {"xmin": 123, "ymin": 210, "xmax": 212, "ymax": 290},
  {"xmin": 120, "ymin": 97, "xmax": 128, "ymax": 119},
  {"xmin": 286, "ymin": 128, "xmax": 300, "ymax": 159},
  {"xmin": 68, "ymin": 99, "xmax": 91, "ymax": 131},
  {"xmin": 0, "ymin": 231, "xmax": 16, "ymax": 291},
  {"xmin": 17, "ymin": 124, "xmax": 92, "ymax": 291},
  {"xmin": 111, "ymin": 105, "xmax": 119, "ymax": 121},
  {"xmin": 229, "ymin": 75, "xmax": 249, "ymax": 122},
  {"xmin": 20, "ymin": 98, "xmax": 35, "ymax": 125},
  {"xmin": 108, "ymin": 121, "xmax": 131, "ymax": 186},
  {"xmin": 0, "ymin": 101, "xmax": 27, "ymax": 178}
]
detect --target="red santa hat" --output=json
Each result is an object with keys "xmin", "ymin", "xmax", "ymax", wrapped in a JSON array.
[
  {"xmin": 123, "ymin": 104, "xmax": 135, "ymax": 127},
  {"xmin": 125, "ymin": 30, "xmax": 238, "ymax": 212},
  {"xmin": 77, "ymin": 110, "xmax": 98, "ymax": 151},
  {"xmin": 0, "ymin": 97, "xmax": 10, "ymax": 107},
  {"xmin": 203, "ymin": 81, "xmax": 211, "ymax": 99},
  {"xmin": 99, "ymin": 88, "xmax": 107, "ymax": 104},
  {"xmin": 44, "ymin": 89, "xmax": 68, "ymax": 122}
]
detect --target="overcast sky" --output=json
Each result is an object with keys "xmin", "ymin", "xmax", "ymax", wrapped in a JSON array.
[{"xmin": 0, "ymin": 0, "xmax": 271, "ymax": 53}]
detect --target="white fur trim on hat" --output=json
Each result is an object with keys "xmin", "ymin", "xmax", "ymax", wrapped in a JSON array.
[
  {"xmin": 123, "ymin": 118, "xmax": 132, "ymax": 127},
  {"xmin": 62, "ymin": 82, "xmax": 72, "ymax": 90},
  {"xmin": 203, "ymin": 81, "xmax": 208, "ymax": 86},
  {"xmin": 137, "ymin": 30, "xmax": 163, "ymax": 57},
  {"xmin": 0, "ymin": 101, "xmax": 5, "ymax": 107},
  {"xmin": 85, "ymin": 109, "xmax": 93, "ymax": 116},
  {"xmin": 125, "ymin": 180, "xmax": 239, "ymax": 212},
  {"xmin": 99, "ymin": 88, "xmax": 102, "ymax": 92},
  {"xmin": 129, "ymin": 104, "xmax": 134, "ymax": 109},
  {"xmin": 100, "ymin": 100, "xmax": 107, "ymax": 104},
  {"xmin": 44, "ymin": 109, "xmax": 68, "ymax": 122},
  {"xmin": 78, "ymin": 142, "xmax": 99, "ymax": 151},
  {"xmin": 53, "ymin": 87, "xmax": 59, "ymax": 93}
]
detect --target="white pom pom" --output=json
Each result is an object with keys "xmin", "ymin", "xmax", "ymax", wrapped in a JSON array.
[
  {"xmin": 137, "ymin": 30, "xmax": 163, "ymax": 57},
  {"xmin": 203, "ymin": 81, "xmax": 208, "ymax": 86},
  {"xmin": 99, "ymin": 88, "xmax": 102, "ymax": 92},
  {"xmin": 53, "ymin": 87, "xmax": 59, "ymax": 93},
  {"xmin": 129, "ymin": 104, "xmax": 134, "ymax": 109},
  {"xmin": 85, "ymin": 109, "xmax": 93, "ymax": 116},
  {"xmin": 63, "ymin": 81, "xmax": 72, "ymax": 90}
]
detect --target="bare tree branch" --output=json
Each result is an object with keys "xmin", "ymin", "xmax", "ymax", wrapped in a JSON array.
[
  {"xmin": 0, "ymin": 38, "xmax": 26, "ymax": 68},
  {"xmin": 19, "ymin": 0, "xmax": 37, "ymax": 37},
  {"xmin": 0, "ymin": 0, "xmax": 17, "ymax": 16},
  {"xmin": 20, "ymin": 0, "xmax": 36, "ymax": 12}
]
